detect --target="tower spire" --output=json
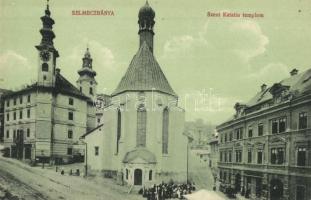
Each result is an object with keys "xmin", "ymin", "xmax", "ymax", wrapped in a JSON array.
[{"xmin": 138, "ymin": 1, "xmax": 155, "ymax": 53}]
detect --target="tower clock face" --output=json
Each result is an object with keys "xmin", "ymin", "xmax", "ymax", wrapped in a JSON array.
[{"xmin": 40, "ymin": 50, "xmax": 50, "ymax": 62}]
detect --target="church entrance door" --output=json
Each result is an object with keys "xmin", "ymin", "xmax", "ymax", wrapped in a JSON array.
[{"xmin": 134, "ymin": 169, "xmax": 143, "ymax": 185}]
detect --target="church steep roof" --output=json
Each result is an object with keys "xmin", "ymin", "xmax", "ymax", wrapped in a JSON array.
[{"xmin": 111, "ymin": 42, "xmax": 177, "ymax": 97}]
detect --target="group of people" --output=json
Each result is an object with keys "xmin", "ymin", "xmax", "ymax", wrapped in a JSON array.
[{"xmin": 139, "ymin": 182, "xmax": 196, "ymax": 200}]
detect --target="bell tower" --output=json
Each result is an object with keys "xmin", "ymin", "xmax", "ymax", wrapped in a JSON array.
[
  {"xmin": 35, "ymin": 0, "xmax": 59, "ymax": 87},
  {"xmin": 138, "ymin": 1, "xmax": 155, "ymax": 53},
  {"xmin": 76, "ymin": 48, "xmax": 97, "ymax": 100}
]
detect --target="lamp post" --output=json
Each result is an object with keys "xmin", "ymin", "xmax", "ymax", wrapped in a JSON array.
[{"xmin": 186, "ymin": 136, "xmax": 194, "ymax": 183}]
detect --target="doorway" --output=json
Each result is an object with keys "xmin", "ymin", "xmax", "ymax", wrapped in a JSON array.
[
  {"xmin": 134, "ymin": 169, "xmax": 143, "ymax": 185},
  {"xmin": 270, "ymin": 179, "xmax": 283, "ymax": 200},
  {"xmin": 235, "ymin": 173, "xmax": 241, "ymax": 193}
]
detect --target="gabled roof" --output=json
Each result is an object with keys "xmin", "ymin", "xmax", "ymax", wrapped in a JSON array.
[
  {"xmin": 3, "ymin": 73, "xmax": 91, "ymax": 102},
  {"xmin": 112, "ymin": 42, "xmax": 176, "ymax": 97},
  {"xmin": 123, "ymin": 147, "xmax": 157, "ymax": 164}
]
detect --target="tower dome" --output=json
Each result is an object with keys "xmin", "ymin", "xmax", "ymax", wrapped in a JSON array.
[{"xmin": 138, "ymin": 1, "xmax": 155, "ymax": 20}]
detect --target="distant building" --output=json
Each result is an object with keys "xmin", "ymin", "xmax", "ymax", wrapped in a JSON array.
[
  {"xmin": 217, "ymin": 69, "xmax": 311, "ymax": 200},
  {"xmin": 208, "ymin": 136, "xmax": 219, "ymax": 181},
  {"xmin": 0, "ymin": 89, "xmax": 11, "ymax": 143},
  {"xmin": 82, "ymin": 2, "xmax": 187, "ymax": 186},
  {"xmin": 2, "ymin": 3, "xmax": 96, "ymax": 164},
  {"xmin": 184, "ymin": 119, "xmax": 215, "ymax": 148}
]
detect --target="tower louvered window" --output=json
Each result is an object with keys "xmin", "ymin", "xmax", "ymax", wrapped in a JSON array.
[
  {"xmin": 162, "ymin": 107, "xmax": 169, "ymax": 154},
  {"xmin": 136, "ymin": 105, "xmax": 146, "ymax": 147}
]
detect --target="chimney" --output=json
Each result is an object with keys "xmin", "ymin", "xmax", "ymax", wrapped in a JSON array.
[
  {"xmin": 55, "ymin": 68, "xmax": 61, "ymax": 74},
  {"xmin": 290, "ymin": 68, "xmax": 298, "ymax": 76},
  {"xmin": 261, "ymin": 84, "xmax": 267, "ymax": 92}
]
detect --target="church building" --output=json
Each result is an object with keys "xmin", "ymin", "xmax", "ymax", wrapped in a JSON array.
[
  {"xmin": 82, "ymin": 2, "xmax": 188, "ymax": 186},
  {"xmin": 2, "ymin": 2, "xmax": 96, "ymax": 164}
]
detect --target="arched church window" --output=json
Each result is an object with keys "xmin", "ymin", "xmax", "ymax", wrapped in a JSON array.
[
  {"xmin": 42, "ymin": 63, "xmax": 49, "ymax": 72},
  {"xmin": 137, "ymin": 104, "xmax": 147, "ymax": 147},
  {"xmin": 149, "ymin": 170, "xmax": 152, "ymax": 180},
  {"xmin": 126, "ymin": 169, "xmax": 129, "ymax": 180},
  {"xmin": 116, "ymin": 108, "xmax": 121, "ymax": 154},
  {"xmin": 162, "ymin": 107, "xmax": 169, "ymax": 154},
  {"xmin": 89, "ymin": 87, "xmax": 93, "ymax": 95}
]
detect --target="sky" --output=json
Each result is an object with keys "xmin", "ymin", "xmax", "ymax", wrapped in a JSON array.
[{"xmin": 1, "ymin": 0, "xmax": 311, "ymax": 125}]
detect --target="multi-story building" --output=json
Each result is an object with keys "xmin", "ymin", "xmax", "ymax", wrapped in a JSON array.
[
  {"xmin": 217, "ymin": 69, "xmax": 311, "ymax": 200},
  {"xmin": 2, "ymin": 3, "xmax": 96, "ymax": 164}
]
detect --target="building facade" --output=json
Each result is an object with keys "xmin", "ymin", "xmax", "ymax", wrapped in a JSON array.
[
  {"xmin": 83, "ymin": 2, "xmax": 188, "ymax": 186},
  {"xmin": 217, "ymin": 69, "xmax": 311, "ymax": 200},
  {"xmin": 2, "ymin": 3, "xmax": 96, "ymax": 164}
]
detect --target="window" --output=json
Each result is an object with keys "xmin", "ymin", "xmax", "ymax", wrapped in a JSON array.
[
  {"xmin": 68, "ymin": 130, "xmax": 73, "ymax": 139},
  {"xmin": 27, "ymin": 95, "xmax": 31, "ymax": 103},
  {"xmin": 13, "ymin": 130, "xmax": 16, "ymax": 139},
  {"xmin": 6, "ymin": 113, "xmax": 9, "ymax": 121},
  {"xmin": 229, "ymin": 132, "xmax": 233, "ymax": 141},
  {"xmin": 224, "ymin": 133, "xmax": 227, "ymax": 142},
  {"xmin": 6, "ymin": 100, "xmax": 9, "ymax": 107},
  {"xmin": 257, "ymin": 149, "xmax": 263, "ymax": 164},
  {"xmin": 27, "ymin": 128, "xmax": 30, "ymax": 137},
  {"xmin": 89, "ymin": 87, "xmax": 93, "ymax": 95},
  {"xmin": 248, "ymin": 127, "xmax": 253, "ymax": 138},
  {"xmin": 95, "ymin": 146, "xmax": 99, "ymax": 156},
  {"xmin": 68, "ymin": 112, "xmax": 73, "ymax": 120},
  {"xmin": 13, "ymin": 98, "xmax": 16, "ymax": 105},
  {"xmin": 228, "ymin": 151, "xmax": 232, "ymax": 162},
  {"xmin": 236, "ymin": 128, "xmax": 243, "ymax": 140},
  {"xmin": 258, "ymin": 123, "xmax": 263, "ymax": 136},
  {"xmin": 297, "ymin": 147, "xmax": 306, "ymax": 166},
  {"xmin": 149, "ymin": 170, "xmax": 152, "ymax": 180},
  {"xmin": 13, "ymin": 112, "xmax": 16, "ymax": 120},
  {"xmin": 80, "ymin": 87, "xmax": 82, "ymax": 92},
  {"xmin": 27, "ymin": 109, "xmax": 30, "ymax": 118},
  {"xmin": 42, "ymin": 63, "xmax": 49, "ymax": 71},
  {"xmin": 6, "ymin": 130, "xmax": 9, "ymax": 138},
  {"xmin": 19, "ymin": 110, "xmax": 23, "ymax": 119},
  {"xmin": 43, "ymin": 75, "xmax": 47, "ymax": 80},
  {"xmin": 126, "ymin": 169, "xmax": 129, "ymax": 180},
  {"xmin": 162, "ymin": 108, "xmax": 169, "ymax": 154},
  {"xmin": 279, "ymin": 117, "xmax": 286, "ymax": 133},
  {"xmin": 97, "ymin": 118, "xmax": 100, "ymax": 123},
  {"xmin": 69, "ymin": 98, "xmax": 74, "ymax": 105},
  {"xmin": 19, "ymin": 96, "xmax": 23, "ymax": 104},
  {"xmin": 136, "ymin": 105, "xmax": 147, "ymax": 147},
  {"xmin": 67, "ymin": 148, "xmax": 73, "ymax": 155},
  {"xmin": 271, "ymin": 148, "xmax": 285, "ymax": 164},
  {"xmin": 296, "ymin": 186, "xmax": 306, "ymax": 200},
  {"xmin": 272, "ymin": 119, "xmax": 278, "ymax": 134},
  {"xmin": 235, "ymin": 150, "xmax": 242, "ymax": 163},
  {"xmin": 224, "ymin": 151, "xmax": 227, "ymax": 162},
  {"xmin": 220, "ymin": 152, "xmax": 223, "ymax": 162},
  {"xmin": 116, "ymin": 109, "xmax": 121, "ymax": 154},
  {"xmin": 248, "ymin": 149, "xmax": 252, "ymax": 163},
  {"xmin": 299, "ymin": 112, "xmax": 307, "ymax": 129}
]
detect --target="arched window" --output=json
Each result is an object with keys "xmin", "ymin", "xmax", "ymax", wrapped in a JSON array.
[
  {"xmin": 126, "ymin": 169, "xmax": 129, "ymax": 180},
  {"xmin": 137, "ymin": 105, "xmax": 146, "ymax": 147},
  {"xmin": 42, "ymin": 63, "xmax": 49, "ymax": 72},
  {"xmin": 149, "ymin": 170, "xmax": 152, "ymax": 180},
  {"xmin": 162, "ymin": 107, "xmax": 169, "ymax": 154},
  {"xmin": 116, "ymin": 109, "xmax": 121, "ymax": 154}
]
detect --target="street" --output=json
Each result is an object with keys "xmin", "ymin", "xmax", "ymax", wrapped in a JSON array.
[{"xmin": 0, "ymin": 156, "xmax": 142, "ymax": 200}]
